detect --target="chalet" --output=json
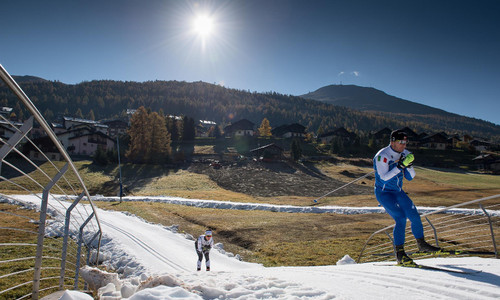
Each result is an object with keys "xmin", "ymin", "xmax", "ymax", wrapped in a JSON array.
[
  {"xmin": 318, "ymin": 127, "xmax": 356, "ymax": 144},
  {"xmin": 470, "ymin": 140, "xmax": 493, "ymax": 152},
  {"xmin": 472, "ymin": 153, "xmax": 500, "ymax": 173},
  {"xmin": 463, "ymin": 134, "xmax": 474, "ymax": 143},
  {"xmin": 51, "ymin": 122, "xmax": 66, "ymax": 134},
  {"xmin": 57, "ymin": 125, "xmax": 116, "ymax": 156},
  {"xmin": 399, "ymin": 127, "xmax": 419, "ymax": 147},
  {"xmin": 67, "ymin": 131, "xmax": 115, "ymax": 156},
  {"xmin": 250, "ymin": 143, "xmax": 284, "ymax": 161},
  {"xmin": 372, "ymin": 127, "xmax": 392, "ymax": 145},
  {"xmin": 224, "ymin": 119, "xmax": 255, "ymax": 137},
  {"xmin": 420, "ymin": 132, "xmax": 448, "ymax": 150},
  {"xmin": 62, "ymin": 116, "xmax": 108, "ymax": 134},
  {"xmin": 271, "ymin": 123, "xmax": 306, "ymax": 139},
  {"xmin": 24, "ymin": 136, "xmax": 62, "ymax": 162},
  {"xmin": 101, "ymin": 119, "xmax": 128, "ymax": 138}
]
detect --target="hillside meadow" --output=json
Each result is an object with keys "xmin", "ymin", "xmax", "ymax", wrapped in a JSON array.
[{"xmin": 1, "ymin": 159, "xmax": 499, "ymax": 267}]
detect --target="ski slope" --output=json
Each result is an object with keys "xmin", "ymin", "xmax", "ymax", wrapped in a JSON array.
[{"xmin": 4, "ymin": 195, "xmax": 500, "ymax": 299}]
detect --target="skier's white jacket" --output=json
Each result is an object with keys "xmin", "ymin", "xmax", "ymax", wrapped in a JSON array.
[
  {"xmin": 373, "ymin": 145, "xmax": 415, "ymax": 192},
  {"xmin": 196, "ymin": 235, "xmax": 214, "ymax": 252}
]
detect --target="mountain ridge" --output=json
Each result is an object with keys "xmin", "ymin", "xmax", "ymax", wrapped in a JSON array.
[
  {"xmin": 2, "ymin": 76, "xmax": 499, "ymax": 142},
  {"xmin": 301, "ymin": 84, "xmax": 455, "ymax": 117}
]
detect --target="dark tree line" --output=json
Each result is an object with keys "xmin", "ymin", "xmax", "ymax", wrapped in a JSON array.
[{"xmin": 1, "ymin": 77, "xmax": 499, "ymax": 142}]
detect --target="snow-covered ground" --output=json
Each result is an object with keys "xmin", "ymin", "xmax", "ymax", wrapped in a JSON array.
[{"xmin": 3, "ymin": 195, "xmax": 500, "ymax": 299}]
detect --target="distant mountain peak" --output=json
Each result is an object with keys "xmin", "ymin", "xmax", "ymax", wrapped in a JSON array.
[
  {"xmin": 301, "ymin": 84, "xmax": 449, "ymax": 116},
  {"xmin": 12, "ymin": 75, "xmax": 48, "ymax": 83}
]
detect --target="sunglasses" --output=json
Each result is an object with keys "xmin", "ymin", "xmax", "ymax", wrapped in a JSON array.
[
  {"xmin": 206, "ymin": 235, "xmax": 212, "ymax": 237},
  {"xmin": 396, "ymin": 140, "xmax": 408, "ymax": 145}
]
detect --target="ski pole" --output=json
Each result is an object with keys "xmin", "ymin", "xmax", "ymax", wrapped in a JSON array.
[
  {"xmin": 312, "ymin": 170, "xmax": 375, "ymax": 203},
  {"xmin": 313, "ymin": 160, "xmax": 401, "ymax": 204}
]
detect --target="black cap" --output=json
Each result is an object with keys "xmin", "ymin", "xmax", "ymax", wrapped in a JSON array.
[{"xmin": 390, "ymin": 129, "xmax": 408, "ymax": 142}]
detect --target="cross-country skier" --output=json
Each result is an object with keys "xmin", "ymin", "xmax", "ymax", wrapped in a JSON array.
[
  {"xmin": 195, "ymin": 230, "xmax": 214, "ymax": 271},
  {"xmin": 373, "ymin": 129, "xmax": 441, "ymax": 265}
]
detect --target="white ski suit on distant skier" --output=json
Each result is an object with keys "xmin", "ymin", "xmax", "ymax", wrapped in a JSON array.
[{"xmin": 195, "ymin": 233, "xmax": 214, "ymax": 270}]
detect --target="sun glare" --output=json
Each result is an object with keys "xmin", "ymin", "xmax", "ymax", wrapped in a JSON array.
[{"xmin": 192, "ymin": 15, "xmax": 214, "ymax": 37}]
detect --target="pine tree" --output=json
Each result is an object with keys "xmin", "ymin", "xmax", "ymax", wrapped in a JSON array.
[
  {"xmin": 149, "ymin": 112, "xmax": 171, "ymax": 163},
  {"xmin": 75, "ymin": 108, "xmax": 84, "ymax": 119},
  {"xmin": 182, "ymin": 116, "xmax": 196, "ymax": 141},
  {"xmin": 88, "ymin": 109, "xmax": 96, "ymax": 121},
  {"xmin": 126, "ymin": 106, "xmax": 151, "ymax": 163},
  {"xmin": 167, "ymin": 117, "xmax": 180, "ymax": 141},
  {"xmin": 258, "ymin": 118, "xmax": 272, "ymax": 137}
]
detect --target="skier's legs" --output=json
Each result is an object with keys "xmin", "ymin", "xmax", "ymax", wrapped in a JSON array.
[
  {"xmin": 395, "ymin": 191, "xmax": 424, "ymax": 240},
  {"xmin": 204, "ymin": 252, "xmax": 210, "ymax": 268},
  {"xmin": 196, "ymin": 251, "xmax": 203, "ymax": 269},
  {"xmin": 375, "ymin": 189, "xmax": 407, "ymax": 246}
]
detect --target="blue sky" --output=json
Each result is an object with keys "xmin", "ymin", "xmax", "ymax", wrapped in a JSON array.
[{"xmin": 1, "ymin": 0, "xmax": 499, "ymax": 125}]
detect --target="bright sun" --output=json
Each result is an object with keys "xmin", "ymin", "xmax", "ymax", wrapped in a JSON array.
[{"xmin": 192, "ymin": 15, "xmax": 214, "ymax": 37}]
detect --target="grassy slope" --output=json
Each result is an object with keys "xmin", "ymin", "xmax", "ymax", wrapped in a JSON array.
[
  {"xmin": 82, "ymin": 160, "xmax": 500, "ymax": 267},
  {"xmin": 2, "ymin": 160, "xmax": 499, "ymax": 267}
]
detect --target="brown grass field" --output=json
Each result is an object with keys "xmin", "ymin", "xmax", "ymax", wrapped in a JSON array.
[{"xmin": 1, "ymin": 159, "xmax": 500, "ymax": 269}]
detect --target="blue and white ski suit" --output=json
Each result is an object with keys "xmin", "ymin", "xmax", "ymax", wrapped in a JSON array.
[{"xmin": 373, "ymin": 145, "xmax": 423, "ymax": 246}]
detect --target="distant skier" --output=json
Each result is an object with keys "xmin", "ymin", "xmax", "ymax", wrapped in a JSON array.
[
  {"xmin": 373, "ymin": 129, "xmax": 441, "ymax": 266},
  {"xmin": 195, "ymin": 230, "xmax": 214, "ymax": 271}
]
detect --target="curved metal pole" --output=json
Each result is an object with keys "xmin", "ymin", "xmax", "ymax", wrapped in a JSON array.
[{"xmin": 0, "ymin": 64, "xmax": 102, "ymax": 263}]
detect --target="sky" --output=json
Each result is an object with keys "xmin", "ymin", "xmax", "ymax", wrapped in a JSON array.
[
  {"xmin": 5, "ymin": 194, "xmax": 500, "ymax": 299},
  {"xmin": 1, "ymin": 0, "xmax": 499, "ymax": 125}
]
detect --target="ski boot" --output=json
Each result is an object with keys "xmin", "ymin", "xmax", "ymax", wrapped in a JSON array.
[
  {"xmin": 206, "ymin": 266, "xmax": 210, "ymax": 271},
  {"xmin": 396, "ymin": 245, "xmax": 416, "ymax": 266},
  {"xmin": 416, "ymin": 238, "xmax": 441, "ymax": 253},
  {"xmin": 197, "ymin": 267, "xmax": 201, "ymax": 271}
]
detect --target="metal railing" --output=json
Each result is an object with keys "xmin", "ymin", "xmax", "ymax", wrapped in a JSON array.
[
  {"xmin": 358, "ymin": 194, "xmax": 500, "ymax": 263},
  {"xmin": 0, "ymin": 64, "xmax": 102, "ymax": 299}
]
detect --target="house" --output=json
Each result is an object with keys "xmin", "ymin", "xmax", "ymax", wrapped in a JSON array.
[
  {"xmin": 224, "ymin": 119, "xmax": 255, "ymax": 137},
  {"xmin": 271, "ymin": 123, "xmax": 306, "ymax": 139},
  {"xmin": 67, "ymin": 131, "xmax": 116, "ymax": 156},
  {"xmin": 250, "ymin": 143, "xmax": 284, "ymax": 161},
  {"xmin": 318, "ymin": 127, "xmax": 356, "ymax": 144},
  {"xmin": 399, "ymin": 127, "xmax": 419, "ymax": 147},
  {"xmin": 57, "ymin": 125, "xmax": 116, "ymax": 156},
  {"xmin": 62, "ymin": 116, "xmax": 108, "ymax": 134},
  {"xmin": 372, "ymin": 127, "xmax": 392, "ymax": 145},
  {"xmin": 101, "ymin": 119, "xmax": 128, "ymax": 138},
  {"xmin": 470, "ymin": 140, "xmax": 493, "ymax": 152},
  {"xmin": 51, "ymin": 122, "xmax": 66, "ymax": 134},
  {"xmin": 472, "ymin": 153, "xmax": 500, "ymax": 173},
  {"xmin": 420, "ymin": 132, "xmax": 449, "ymax": 150},
  {"xmin": 24, "ymin": 136, "xmax": 62, "ymax": 162}
]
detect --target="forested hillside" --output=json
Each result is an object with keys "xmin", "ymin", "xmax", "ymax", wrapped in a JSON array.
[
  {"xmin": 302, "ymin": 84, "xmax": 500, "ymax": 140},
  {"xmin": 1, "ymin": 77, "xmax": 499, "ymax": 142}
]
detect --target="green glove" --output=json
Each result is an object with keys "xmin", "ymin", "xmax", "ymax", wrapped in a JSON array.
[{"xmin": 398, "ymin": 153, "xmax": 414, "ymax": 169}]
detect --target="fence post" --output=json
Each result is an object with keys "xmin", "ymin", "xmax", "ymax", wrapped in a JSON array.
[
  {"xmin": 59, "ymin": 192, "xmax": 85, "ymax": 289},
  {"xmin": 479, "ymin": 204, "xmax": 498, "ymax": 258},
  {"xmin": 32, "ymin": 163, "xmax": 68, "ymax": 300},
  {"xmin": 74, "ymin": 212, "xmax": 95, "ymax": 290},
  {"xmin": 424, "ymin": 216, "xmax": 440, "ymax": 247},
  {"xmin": 0, "ymin": 116, "xmax": 33, "ymax": 164}
]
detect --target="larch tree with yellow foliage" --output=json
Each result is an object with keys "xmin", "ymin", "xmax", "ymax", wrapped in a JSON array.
[{"xmin": 258, "ymin": 118, "xmax": 272, "ymax": 137}]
